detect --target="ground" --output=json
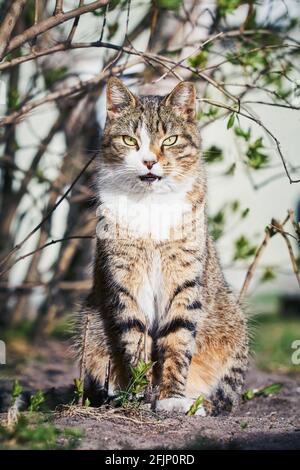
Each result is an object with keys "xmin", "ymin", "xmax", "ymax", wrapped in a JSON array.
[{"xmin": 1, "ymin": 338, "xmax": 300, "ymax": 450}]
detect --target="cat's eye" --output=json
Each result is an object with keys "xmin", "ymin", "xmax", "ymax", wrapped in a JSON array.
[
  {"xmin": 122, "ymin": 135, "xmax": 138, "ymax": 146},
  {"xmin": 162, "ymin": 135, "xmax": 178, "ymax": 147}
]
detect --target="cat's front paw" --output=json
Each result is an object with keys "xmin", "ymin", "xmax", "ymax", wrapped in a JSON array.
[{"xmin": 155, "ymin": 397, "xmax": 206, "ymax": 416}]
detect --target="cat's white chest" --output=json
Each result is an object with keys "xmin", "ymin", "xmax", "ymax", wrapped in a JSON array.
[
  {"xmin": 99, "ymin": 192, "xmax": 191, "ymax": 241},
  {"xmin": 137, "ymin": 250, "xmax": 164, "ymax": 327}
]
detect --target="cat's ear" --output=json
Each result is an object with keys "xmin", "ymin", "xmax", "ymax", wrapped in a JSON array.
[
  {"xmin": 106, "ymin": 77, "xmax": 138, "ymax": 117},
  {"xmin": 163, "ymin": 82, "xmax": 196, "ymax": 120}
]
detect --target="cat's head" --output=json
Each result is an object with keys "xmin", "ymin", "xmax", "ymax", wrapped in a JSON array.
[{"xmin": 100, "ymin": 77, "xmax": 201, "ymax": 195}]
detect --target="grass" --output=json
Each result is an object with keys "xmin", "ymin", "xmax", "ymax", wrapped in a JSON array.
[
  {"xmin": 0, "ymin": 412, "xmax": 83, "ymax": 450},
  {"xmin": 250, "ymin": 312, "xmax": 300, "ymax": 372}
]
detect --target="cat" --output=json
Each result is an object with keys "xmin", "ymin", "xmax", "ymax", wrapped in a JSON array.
[{"xmin": 75, "ymin": 77, "xmax": 248, "ymax": 415}]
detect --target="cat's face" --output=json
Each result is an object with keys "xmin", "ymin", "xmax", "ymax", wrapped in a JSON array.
[{"xmin": 100, "ymin": 78, "xmax": 201, "ymax": 195}]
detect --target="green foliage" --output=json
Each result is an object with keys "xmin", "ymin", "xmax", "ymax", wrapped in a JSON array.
[
  {"xmin": 227, "ymin": 112, "xmax": 236, "ymax": 129},
  {"xmin": 204, "ymin": 145, "xmax": 223, "ymax": 164},
  {"xmin": 84, "ymin": 398, "xmax": 91, "ymax": 408},
  {"xmin": 209, "ymin": 202, "xmax": 250, "ymax": 241},
  {"xmin": 157, "ymin": 0, "xmax": 182, "ymax": 10},
  {"xmin": 107, "ymin": 22, "xmax": 119, "ymax": 39},
  {"xmin": 260, "ymin": 267, "xmax": 276, "ymax": 283},
  {"xmin": 251, "ymin": 312, "xmax": 300, "ymax": 372},
  {"xmin": 246, "ymin": 137, "xmax": 269, "ymax": 169},
  {"xmin": 225, "ymin": 163, "xmax": 236, "ymax": 176},
  {"xmin": 242, "ymin": 383, "xmax": 283, "ymax": 401},
  {"xmin": 240, "ymin": 421, "xmax": 248, "ymax": 429},
  {"xmin": 73, "ymin": 378, "xmax": 84, "ymax": 403},
  {"xmin": 197, "ymin": 106, "xmax": 218, "ymax": 121},
  {"xmin": 29, "ymin": 390, "xmax": 45, "ymax": 413},
  {"xmin": 11, "ymin": 380, "xmax": 23, "ymax": 405},
  {"xmin": 0, "ymin": 414, "xmax": 83, "ymax": 450},
  {"xmin": 235, "ymin": 126, "xmax": 251, "ymax": 142},
  {"xmin": 209, "ymin": 209, "xmax": 225, "ymax": 241},
  {"xmin": 217, "ymin": 0, "xmax": 242, "ymax": 17},
  {"xmin": 116, "ymin": 360, "xmax": 154, "ymax": 407},
  {"xmin": 233, "ymin": 235, "xmax": 256, "ymax": 260},
  {"xmin": 8, "ymin": 88, "xmax": 19, "ymax": 110},
  {"xmin": 187, "ymin": 395, "xmax": 204, "ymax": 416},
  {"xmin": 44, "ymin": 67, "xmax": 68, "ymax": 89},
  {"xmin": 188, "ymin": 45, "xmax": 211, "ymax": 69}
]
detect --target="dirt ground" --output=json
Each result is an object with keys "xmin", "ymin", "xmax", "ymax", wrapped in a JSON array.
[{"xmin": 1, "ymin": 339, "xmax": 300, "ymax": 450}]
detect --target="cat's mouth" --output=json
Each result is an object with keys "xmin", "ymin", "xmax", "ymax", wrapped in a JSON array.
[{"xmin": 139, "ymin": 173, "xmax": 162, "ymax": 183}]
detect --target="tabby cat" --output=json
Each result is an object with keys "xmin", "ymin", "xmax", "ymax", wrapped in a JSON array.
[{"xmin": 76, "ymin": 77, "xmax": 248, "ymax": 415}]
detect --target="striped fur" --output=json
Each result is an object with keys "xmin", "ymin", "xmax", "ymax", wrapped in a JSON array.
[{"xmin": 75, "ymin": 78, "xmax": 248, "ymax": 414}]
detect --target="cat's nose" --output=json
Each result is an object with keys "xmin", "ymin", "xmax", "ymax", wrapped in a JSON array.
[{"xmin": 143, "ymin": 160, "xmax": 156, "ymax": 170}]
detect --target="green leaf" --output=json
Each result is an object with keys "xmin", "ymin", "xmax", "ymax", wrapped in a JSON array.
[
  {"xmin": 224, "ymin": 163, "xmax": 236, "ymax": 176},
  {"xmin": 217, "ymin": 0, "xmax": 242, "ymax": 17},
  {"xmin": 235, "ymin": 126, "xmax": 251, "ymax": 141},
  {"xmin": 209, "ymin": 209, "xmax": 226, "ymax": 241},
  {"xmin": 230, "ymin": 200, "xmax": 240, "ymax": 213},
  {"xmin": 84, "ymin": 398, "xmax": 91, "ymax": 408},
  {"xmin": 242, "ymin": 388, "xmax": 255, "ymax": 401},
  {"xmin": 233, "ymin": 235, "xmax": 256, "ymax": 261},
  {"xmin": 157, "ymin": 0, "xmax": 182, "ymax": 10},
  {"xmin": 257, "ymin": 383, "xmax": 283, "ymax": 397},
  {"xmin": 12, "ymin": 380, "xmax": 23, "ymax": 404},
  {"xmin": 44, "ymin": 67, "xmax": 68, "ymax": 89},
  {"xmin": 187, "ymin": 395, "xmax": 205, "ymax": 416},
  {"xmin": 188, "ymin": 50, "xmax": 209, "ymax": 69},
  {"xmin": 8, "ymin": 88, "xmax": 19, "ymax": 110},
  {"xmin": 73, "ymin": 378, "xmax": 84, "ymax": 400},
  {"xmin": 29, "ymin": 390, "xmax": 45, "ymax": 412},
  {"xmin": 204, "ymin": 145, "xmax": 223, "ymax": 163},
  {"xmin": 260, "ymin": 267, "xmax": 276, "ymax": 283},
  {"xmin": 227, "ymin": 112, "xmax": 236, "ymax": 129},
  {"xmin": 241, "ymin": 208, "xmax": 250, "ymax": 218},
  {"xmin": 242, "ymin": 383, "xmax": 283, "ymax": 401}
]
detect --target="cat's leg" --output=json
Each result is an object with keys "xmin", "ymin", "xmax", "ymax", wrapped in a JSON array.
[
  {"xmin": 155, "ymin": 279, "xmax": 202, "ymax": 413},
  {"xmin": 74, "ymin": 305, "xmax": 113, "ymax": 403},
  {"xmin": 185, "ymin": 307, "xmax": 248, "ymax": 415}
]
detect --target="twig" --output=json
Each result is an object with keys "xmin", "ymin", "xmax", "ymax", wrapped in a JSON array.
[
  {"xmin": 0, "ymin": 58, "xmax": 140, "ymax": 125},
  {"xmin": 54, "ymin": 0, "xmax": 64, "ymax": 15},
  {"xmin": 238, "ymin": 214, "xmax": 290, "ymax": 302},
  {"xmin": 104, "ymin": 360, "xmax": 111, "ymax": 398},
  {"xmin": 272, "ymin": 219, "xmax": 300, "ymax": 287},
  {"xmin": 4, "ymin": 0, "xmax": 109, "ymax": 57},
  {"xmin": 67, "ymin": 0, "xmax": 84, "ymax": 44},
  {"xmin": 0, "ymin": 0, "xmax": 27, "ymax": 60},
  {"xmin": 199, "ymin": 98, "xmax": 300, "ymax": 184},
  {"xmin": 288, "ymin": 209, "xmax": 300, "ymax": 244},
  {"xmin": 0, "ymin": 236, "xmax": 94, "ymax": 278},
  {"xmin": 0, "ymin": 152, "xmax": 98, "ymax": 275}
]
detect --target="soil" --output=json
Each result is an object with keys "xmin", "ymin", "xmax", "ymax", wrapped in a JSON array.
[{"xmin": 1, "ymin": 339, "xmax": 300, "ymax": 450}]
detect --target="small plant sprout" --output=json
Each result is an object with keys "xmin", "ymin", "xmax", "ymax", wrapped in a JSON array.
[
  {"xmin": 116, "ymin": 360, "xmax": 154, "ymax": 408},
  {"xmin": 187, "ymin": 395, "xmax": 205, "ymax": 416},
  {"xmin": 29, "ymin": 390, "xmax": 45, "ymax": 412},
  {"xmin": 242, "ymin": 383, "xmax": 283, "ymax": 401},
  {"xmin": 11, "ymin": 380, "xmax": 23, "ymax": 405},
  {"xmin": 73, "ymin": 378, "xmax": 84, "ymax": 404},
  {"xmin": 84, "ymin": 398, "xmax": 91, "ymax": 408}
]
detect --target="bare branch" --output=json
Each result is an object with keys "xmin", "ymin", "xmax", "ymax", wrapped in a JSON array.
[
  {"xmin": 238, "ymin": 214, "xmax": 290, "ymax": 302},
  {"xmin": 4, "ymin": 0, "xmax": 109, "ymax": 57},
  {"xmin": 0, "ymin": 0, "xmax": 27, "ymax": 60},
  {"xmin": 54, "ymin": 0, "xmax": 64, "ymax": 16},
  {"xmin": 0, "ymin": 152, "xmax": 98, "ymax": 276}
]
